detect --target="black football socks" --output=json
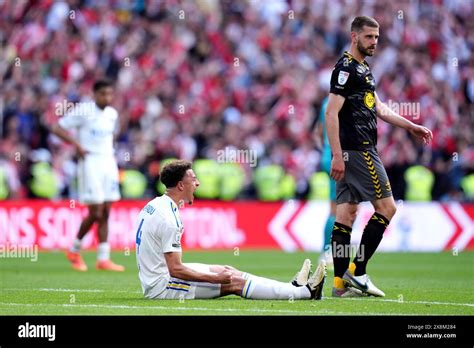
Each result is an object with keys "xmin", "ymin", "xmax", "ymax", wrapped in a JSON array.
[
  {"xmin": 353, "ymin": 212, "xmax": 389, "ymax": 276},
  {"xmin": 331, "ymin": 222, "xmax": 352, "ymax": 288}
]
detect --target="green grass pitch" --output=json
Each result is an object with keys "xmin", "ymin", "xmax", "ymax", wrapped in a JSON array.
[{"xmin": 1, "ymin": 250, "xmax": 473, "ymax": 315}]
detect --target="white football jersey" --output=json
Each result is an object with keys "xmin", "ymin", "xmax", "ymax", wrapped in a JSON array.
[
  {"xmin": 58, "ymin": 103, "xmax": 118, "ymax": 156},
  {"xmin": 135, "ymin": 195, "xmax": 184, "ymax": 297}
]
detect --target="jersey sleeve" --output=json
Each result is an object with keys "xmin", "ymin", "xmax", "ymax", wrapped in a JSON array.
[
  {"xmin": 161, "ymin": 222, "xmax": 183, "ymax": 253},
  {"xmin": 330, "ymin": 64, "xmax": 354, "ymax": 98},
  {"xmin": 58, "ymin": 107, "xmax": 86, "ymax": 129}
]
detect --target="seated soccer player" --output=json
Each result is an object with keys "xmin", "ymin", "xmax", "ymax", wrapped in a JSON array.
[{"xmin": 135, "ymin": 160, "xmax": 326, "ymax": 300}]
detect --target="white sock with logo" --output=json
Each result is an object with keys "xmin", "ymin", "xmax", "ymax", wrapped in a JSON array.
[
  {"xmin": 70, "ymin": 239, "xmax": 81, "ymax": 253},
  {"xmin": 97, "ymin": 242, "xmax": 110, "ymax": 261},
  {"xmin": 241, "ymin": 278, "xmax": 311, "ymax": 300}
]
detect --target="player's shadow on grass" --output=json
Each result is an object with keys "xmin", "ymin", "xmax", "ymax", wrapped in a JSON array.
[{"xmin": 104, "ymin": 296, "xmax": 247, "ymax": 303}]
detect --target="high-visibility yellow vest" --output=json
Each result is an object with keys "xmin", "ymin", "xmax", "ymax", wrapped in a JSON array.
[
  {"xmin": 121, "ymin": 169, "xmax": 147, "ymax": 198},
  {"xmin": 280, "ymin": 174, "xmax": 296, "ymax": 200},
  {"xmin": 404, "ymin": 165, "xmax": 434, "ymax": 201},
  {"xmin": 193, "ymin": 159, "xmax": 220, "ymax": 199},
  {"xmin": 29, "ymin": 162, "xmax": 59, "ymax": 199},
  {"xmin": 219, "ymin": 162, "xmax": 245, "ymax": 201},
  {"xmin": 253, "ymin": 165, "xmax": 284, "ymax": 201},
  {"xmin": 308, "ymin": 171, "xmax": 330, "ymax": 200},
  {"xmin": 461, "ymin": 174, "xmax": 474, "ymax": 199},
  {"xmin": 0, "ymin": 166, "xmax": 9, "ymax": 200}
]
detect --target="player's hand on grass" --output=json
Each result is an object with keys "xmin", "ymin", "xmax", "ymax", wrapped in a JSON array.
[
  {"xmin": 409, "ymin": 124, "xmax": 433, "ymax": 145},
  {"xmin": 214, "ymin": 270, "xmax": 233, "ymax": 284},
  {"xmin": 330, "ymin": 154, "xmax": 345, "ymax": 182}
]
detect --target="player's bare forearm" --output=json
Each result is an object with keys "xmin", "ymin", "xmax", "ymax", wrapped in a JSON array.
[
  {"xmin": 164, "ymin": 252, "xmax": 231, "ymax": 284},
  {"xmin": 50, "ymin": 124, "xmax": 81, "ymax": 148},
  {"xmin": 325, "ymin": 93, "xmax": 347, "ymax": 181},
  {"xmin": 50, "ymin": 124, "xmax": 88, "ymax": 157},
  {"xmin": 325, "ymin": 94, "xmax": 345, "ymax": 157},
  {"xmin": 376, "ymin": 101, "xmax": 416, "ymax": 130},
  {"xmin": 374, "ymin": 92, "xmax": 416, "ymax": 130},
  {"xmin": 168, "ymin": 264, "xmax": 221, "ymax": 284},
  {"xmin": 375, "ymin": 93, "xmax": 433, "ymax": 144},
  {"xmin": 326, "ymin": 112, "xmax": 343, "ymax": 158}
]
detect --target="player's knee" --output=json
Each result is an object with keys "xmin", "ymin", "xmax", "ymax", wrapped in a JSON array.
[
  {"xmin": 336, "ymin": 206, "xmax": 358, "ymax": 227},
  {"xmin": 339, "ymin": 211, "xmax": 357, "ymax": 226},
  {"xmin": 387, "ymin": 204, "xmax": 397, "ymax": 219},
  {"xmin": 89, "ymin": 208, "xmax": 104, "ymax": 221},
  {"xmin": 377, "ymin": 203, "xmax": 396, "ymax": 220},
  {"xmin": 349, "ymin": 210, "xmax": 357, "ymax": 225}
]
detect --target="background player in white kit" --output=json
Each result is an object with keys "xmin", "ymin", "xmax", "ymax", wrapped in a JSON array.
[
  {"xmin": 135, "ymin": 160, "xmax": 327, "ymax": 300},
  {"xmin": 51, "ymin": 80, "xmax": 124, "ymax": 272}
]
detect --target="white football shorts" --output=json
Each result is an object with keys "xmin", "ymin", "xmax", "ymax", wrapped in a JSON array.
[
  {"xmin": 146, "ymin": 263, "xmax": 221, "ymax": 300},
  {"xmin": 77, "ymin": 153, "xmax": 121, "ymax": 205}
]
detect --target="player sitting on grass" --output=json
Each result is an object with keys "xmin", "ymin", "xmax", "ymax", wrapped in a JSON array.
[{"xmin": 135, "ymin": 160, "xmax": 326, "ymax": 300}]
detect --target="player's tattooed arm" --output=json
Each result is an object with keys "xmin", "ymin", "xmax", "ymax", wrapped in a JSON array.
[
  {"xmin": 374, "ymin": 92, "xmax": 433, "ymax": 145},
  {"xmin": 164, "ymin": 252, "xmax": 232, "ymax": 284},
  {"xmin": 326, "ymin": 93, "xmax": 346, "ymax": 181}
]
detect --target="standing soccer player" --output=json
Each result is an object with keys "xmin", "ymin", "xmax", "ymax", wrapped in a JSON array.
[
  {"xmin": 326, "ymin": 16, "xmax": 432, "ymax": 297},
  {"xmin": 51, "ymin": 80, "xmax": 124, "ymax": 272},
  {"xmin": 135, "ymin": 160, "xmax": 326, "ymax": 300}
]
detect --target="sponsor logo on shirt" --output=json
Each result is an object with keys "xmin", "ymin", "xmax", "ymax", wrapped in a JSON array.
[
  {"xmin": 90, "ymin": 129, "xmax": 111, "ymax": 137},
  {"xmin": 364, "ymin": 91, "xmax": 375, "ymax": 109}
]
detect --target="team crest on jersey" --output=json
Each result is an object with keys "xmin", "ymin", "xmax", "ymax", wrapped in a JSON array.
[
  {"xmin": 364, "ymin": 91, "xmax": 375, "ymax": 109},
  {"xmin": 338, "ymin": 71, "xmax": 350, "ymax": 85}
]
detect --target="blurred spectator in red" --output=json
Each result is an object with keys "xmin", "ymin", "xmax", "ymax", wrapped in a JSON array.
[{"xmin": 0, "ymin": 0, "xmax": 472, "ymax": 200}]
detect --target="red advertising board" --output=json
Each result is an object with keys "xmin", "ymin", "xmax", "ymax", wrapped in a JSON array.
[{"xmin": 0, "ymin": 200, "xmax": 473, "ymax": 251}]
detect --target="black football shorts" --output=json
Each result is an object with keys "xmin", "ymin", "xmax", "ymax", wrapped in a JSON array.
[{"xmin": 336, "ymin": 148, "xmax": 393, "ymax": 204}]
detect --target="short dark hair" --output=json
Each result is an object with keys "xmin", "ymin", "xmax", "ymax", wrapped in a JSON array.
[
  {"xmin": 160, "ymin": 160, "xmax": 193, "ymax": 188},
  {"xmin": 351, "ymin": 16, "xmax": 379, "ymax": 33},
  {"xmin": 93, "ymin": 79, "xmax": 113, "ymax": 92}
]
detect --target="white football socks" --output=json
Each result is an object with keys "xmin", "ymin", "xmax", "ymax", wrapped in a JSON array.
[
  {"xmin": 242, "ymin": 278, "xmax": 311, "ymax": 300},
  {"xmin": 70, "ymin": 239, "xmax": 81, "ymax": 253},
  {"xmin": 241, "ymin": 272, "xmax": 291, "ymax": 287},
  {"xmin": 71, "ymin": 240, "xmax": 111, "ymax": 261},
  {"xmin": 97, "ymin": 242, "xmax": 110, "ymax": 261}
]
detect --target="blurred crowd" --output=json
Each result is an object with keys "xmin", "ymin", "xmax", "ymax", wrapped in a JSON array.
[{"xmin": 0, "ymin": 0, "xmax": 473, "ymax": 201}]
